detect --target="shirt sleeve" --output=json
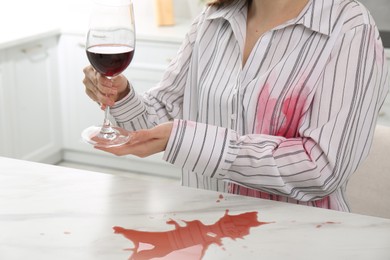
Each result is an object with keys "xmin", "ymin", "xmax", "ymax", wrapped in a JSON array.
[
  {"xmin": 110, "ymin": 15, "xmax": 201, "ymax": 130},
  {"xmin": 163, "ymin": 24, "xmax": 389, "ymax": 202}
]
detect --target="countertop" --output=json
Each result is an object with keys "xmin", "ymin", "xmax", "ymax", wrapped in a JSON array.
[
  {"xmin": 0, "ymin": 2, "xmax": 62, "ymax": 50},
  {"xmin": 0, "ymin": 17, "xmax": 61, "ymax": 50},
  {"xmin": 0, "ymin": 156, "xmax": 389, "ymax": 260}
]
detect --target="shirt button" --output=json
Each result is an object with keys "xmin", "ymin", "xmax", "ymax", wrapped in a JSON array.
[{"xmin": 231, "ymin": 114, "xmax": 236, "ymax": 119}]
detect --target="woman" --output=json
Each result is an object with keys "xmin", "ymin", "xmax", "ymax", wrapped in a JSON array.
[{"xmin": 83, "ymin": 0, "xmax": 389, "ymax": 211}]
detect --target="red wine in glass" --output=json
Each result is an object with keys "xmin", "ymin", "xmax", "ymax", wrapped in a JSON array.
[{"xmin": 86, "ymin": 44, "xmax": 135, "ymax": 77}]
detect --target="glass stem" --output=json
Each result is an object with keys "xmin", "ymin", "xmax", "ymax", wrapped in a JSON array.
[
  {"xmin": 101, "ymin": 106, "xmax": 113, "ymax": 132},
  {"xmin": 100, "ymin": 77, "xmax": 115, "ymax": 135}
]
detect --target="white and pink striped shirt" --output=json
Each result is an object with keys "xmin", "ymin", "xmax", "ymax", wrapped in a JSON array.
[{"xmin": 111, "ymin": 0, "xmax": 389, "ymax": 211}]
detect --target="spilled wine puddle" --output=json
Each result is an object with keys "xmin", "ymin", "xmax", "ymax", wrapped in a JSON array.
[
  {"xmin": 113, "ymin": 210, "xmax": 271, "ymax": 259},
  {"xmin": 216, "ymin": 194, "xmax": 224, "ymax": 203}
]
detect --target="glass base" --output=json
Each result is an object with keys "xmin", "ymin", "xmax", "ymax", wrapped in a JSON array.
[{"xmin": 81, "ymin": 125, "xmax": 130, "ymax": 148}]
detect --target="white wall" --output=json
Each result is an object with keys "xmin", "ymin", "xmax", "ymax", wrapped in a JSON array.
[
  {"xmin": 59, "ymin": 0, "xmax": 195, "ymax": 21},
  {"xmin": 10, "ymin": 0, "xmax": 390, "ymax": 31},
  {"xmin": 133, "ymin": 0, "xmax": 192, "ymax": 20},
  {"xmin": 359, "ymin": 0, "xmax": 390, "ymax": 31},
  {"xmin": 3, "ymin": 0, "xmax": 196, "ymax": 30}
]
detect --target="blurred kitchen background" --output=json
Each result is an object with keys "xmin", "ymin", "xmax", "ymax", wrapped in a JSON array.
[
  {"xmin": 0, "ymin": 0, "xmax": 389, "ymax": 179},
  {"xmin": 359, "ymin": 0, "xmax": 390, "ymax": 30}
]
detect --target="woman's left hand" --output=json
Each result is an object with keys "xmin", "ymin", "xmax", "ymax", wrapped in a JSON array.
[{"xmin": 95, "ymin": 122, "xmax": 173, "ymax": 157}]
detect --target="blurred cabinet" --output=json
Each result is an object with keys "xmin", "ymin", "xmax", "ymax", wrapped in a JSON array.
[
  {"xmin": 0, "ymin": 36, "xmax": 62, "ymax": 163},
  {"xmin": 58, "ymin": 34, "xmax": 181, "ymax": 178},
  {"xmin": 124, "ymin": 39, "xmax": 182, "ymax": 93},
  {"xmin": 58, "ymin": 35, "xmax": 99, "ymax": 153}
]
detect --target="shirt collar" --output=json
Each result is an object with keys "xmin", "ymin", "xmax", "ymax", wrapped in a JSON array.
[
  {"xmin": 206, "ymin": 0, "xmax": 341, "ymax": 36},
  {"xmin": 296, "ymin": 0, "xmax": 341, "ymax": 36},
  {"xmin": 206, "ymin": 0, "xmax": 248, "ymax": 21}
]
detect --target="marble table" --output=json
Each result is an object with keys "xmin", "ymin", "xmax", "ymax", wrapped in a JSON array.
[{"xmin": 1, "ymin": 157, "xmax": 389, "ymax": 260}]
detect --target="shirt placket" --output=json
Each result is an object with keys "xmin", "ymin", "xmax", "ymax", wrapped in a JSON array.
[{"xmin": 230, "ymin": 71, "xmax": 242, "ymax": 132}]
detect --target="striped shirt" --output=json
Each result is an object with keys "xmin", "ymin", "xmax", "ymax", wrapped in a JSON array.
[{"xmin": 111, "ymin": 0, "xmax": 389, "ymax": 211}]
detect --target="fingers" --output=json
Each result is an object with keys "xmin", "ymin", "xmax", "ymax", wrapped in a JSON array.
[
  {"xmin": 95, "ymin": 138, "xmax": 166, "ymax": 157},
  {"xmin": 83, "ymin": 67, "xmax": 98, "ymax": 102},
  {"xmin": 132, "ymin": 123, "xmax": 173, "ymax": 142},
  {"xmin": 82, "ymin": 66, "xmax": 118, "ymax": 106},
  {"xmin": 94, "ymin": 123, "xmax": 174, "ymax": 157}
]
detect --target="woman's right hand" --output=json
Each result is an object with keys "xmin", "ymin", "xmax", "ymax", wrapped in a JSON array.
[{"xmin": 82, "ymin": 65, "xmax": 130, "ymax": 108}]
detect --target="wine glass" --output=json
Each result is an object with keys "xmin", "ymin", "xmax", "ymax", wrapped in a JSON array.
[{"xmin": 82, "ymin": 0, "xmax": 135, "ymax": 148}]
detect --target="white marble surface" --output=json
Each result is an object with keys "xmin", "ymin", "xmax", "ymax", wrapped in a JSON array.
[{"xmin": 0, "ymin": 156, "xmax": 390, "ymax": 260}]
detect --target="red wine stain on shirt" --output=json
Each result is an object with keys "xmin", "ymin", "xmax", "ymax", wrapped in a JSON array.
[
  {"xmin": 256, "ymin": 83, "xmax": 308, "ymax": 138},
  {"xmin": 113, "ymin": 210, "xmax": 270, "ymax": 260}
]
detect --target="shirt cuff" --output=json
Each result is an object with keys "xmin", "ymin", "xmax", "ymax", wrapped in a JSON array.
[
  {"xmin": 110, "ymin": 85, "xmax": 146, "ymax": 123},
  {"xmin": 163, "ymin": 119, "xmax": 230, "ymax": 179}
]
